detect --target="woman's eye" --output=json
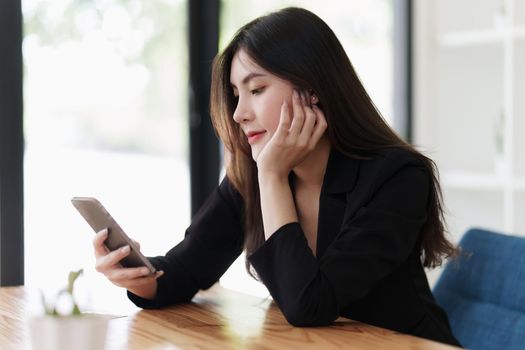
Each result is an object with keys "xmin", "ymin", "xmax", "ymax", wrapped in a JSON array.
[{"xmin": 250, "ymin": 87, "xmax": 264, "ymax": 95}]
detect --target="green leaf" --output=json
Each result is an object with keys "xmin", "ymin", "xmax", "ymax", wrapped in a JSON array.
[
  {"xmin": 40, "ymin": 290, "xmax": 53, "ymax": 316},
  {"xmin": 67, "ymin": 269, "xmax": 83, "ymax": 295},
  {"xmin": 72, "ymin": 303, "xmax": 82, "ymax": 316}
]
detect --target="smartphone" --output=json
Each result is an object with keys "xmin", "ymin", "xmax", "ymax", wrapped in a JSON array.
[{"xmin": 71, "ymin": 197, "xmax": 156, "ymax": 275}]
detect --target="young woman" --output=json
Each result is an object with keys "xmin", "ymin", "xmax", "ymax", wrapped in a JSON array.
[{"xmin": 93, "ymin": 7, "xmax": 460, "ymax": 346}]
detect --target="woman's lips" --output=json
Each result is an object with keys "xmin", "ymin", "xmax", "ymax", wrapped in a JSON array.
[{"xmin": 247, "ymin": 131, "xmax": 266, "ymax": 144}]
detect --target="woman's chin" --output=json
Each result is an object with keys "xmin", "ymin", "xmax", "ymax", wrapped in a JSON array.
[{"xmin": 251, "ymin": 147, "xmax": 260, "ymax": 163}]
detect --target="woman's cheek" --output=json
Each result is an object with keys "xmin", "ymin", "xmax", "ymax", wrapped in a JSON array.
[{"xmin": 271, "ymin": 99, "xmax": 287, "ymax": 131}]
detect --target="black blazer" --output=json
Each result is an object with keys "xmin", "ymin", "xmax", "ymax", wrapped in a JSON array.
[{"xmin": 128, "ymin": 148, "xmax": 461, "ymax": 347}]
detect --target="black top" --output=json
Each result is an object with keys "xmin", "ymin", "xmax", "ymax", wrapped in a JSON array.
[{"xmin": 128, "ymin": 148, "xmax": 461, "ymax": 347}]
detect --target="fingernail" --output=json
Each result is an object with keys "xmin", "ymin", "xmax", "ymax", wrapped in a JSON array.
[
  {"xmin": 155, "ymin": 271, "xmax": 164, "ymax": 278},
  {"xmin": 293, "ymin": 90, "xmax": 298, "ymax": 100},
  {"xmin": 141, "ymin": 267, "xmax": 150, "ymax": 275},
  {"xmin": 100, "ymin": 228, "xmax": 108, "ymax": 236},
  {"xmin": 121, "ymin": 245, "xmax": 130, "ymax": 253}
]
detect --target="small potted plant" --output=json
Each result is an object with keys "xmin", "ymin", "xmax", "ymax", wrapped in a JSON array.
[{"xmin": 29, "ymin": 269, "xmax": 109, "ymax": 350}]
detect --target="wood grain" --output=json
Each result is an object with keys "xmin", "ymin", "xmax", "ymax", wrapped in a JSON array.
[{"xmin": 0, "ymin": 285, "xmax": 460, "ymax": 349}]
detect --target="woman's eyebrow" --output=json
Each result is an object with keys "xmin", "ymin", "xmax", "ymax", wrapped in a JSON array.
[{"xmin": 230, "ymin": 72, "xmax": 266, "ymax": 88}]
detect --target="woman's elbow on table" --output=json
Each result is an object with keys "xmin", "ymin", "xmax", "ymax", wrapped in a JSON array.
[{"xmin": 281, "ymin": 300, "xmax": 339, "ymax": 327}]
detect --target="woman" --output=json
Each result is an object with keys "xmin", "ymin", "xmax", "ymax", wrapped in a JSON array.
[{"xmin": 93, "ymin": 7, "xmax": 461, "ymax": 346}]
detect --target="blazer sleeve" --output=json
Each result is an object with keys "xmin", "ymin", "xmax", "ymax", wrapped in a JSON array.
[
  {"xmin": 248, "ymin": 160, "xmax": 430, "ymax": 326},
  {"xmin": 128, "ymin": 176, "xmax": 245, "ymax": 308}
]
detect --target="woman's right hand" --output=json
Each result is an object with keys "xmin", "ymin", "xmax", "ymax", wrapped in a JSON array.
[{"xmin": 93, "ymin": 228, "xmax": 163, "ymax": 300}]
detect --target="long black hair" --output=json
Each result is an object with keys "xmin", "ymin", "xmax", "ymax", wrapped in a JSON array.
[{"xmin": 210, "ymin": 7, "xmax": 456, "ymax": 276}]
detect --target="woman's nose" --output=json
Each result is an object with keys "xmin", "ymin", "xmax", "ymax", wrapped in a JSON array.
[{"xmin": 232, "ymin": 100, "xmax": 253, "ymax": 124}]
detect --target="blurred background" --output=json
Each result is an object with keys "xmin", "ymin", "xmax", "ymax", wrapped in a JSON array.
[{"xmin": 0, "ymin": 0, "xmax": 523, "ymax": 311}]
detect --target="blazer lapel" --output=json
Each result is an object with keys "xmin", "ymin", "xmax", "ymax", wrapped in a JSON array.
[{"xmin": 316, "ymin": 149, "xmax": 360, "ymax": 259}]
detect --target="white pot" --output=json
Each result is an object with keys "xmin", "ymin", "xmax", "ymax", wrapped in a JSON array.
[{"xmin": 29, "ymin": 314, "xmax": 109, "ymax": 350}]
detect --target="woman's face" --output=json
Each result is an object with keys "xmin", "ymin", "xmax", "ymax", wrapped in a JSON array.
[{"xmin": 230, "ymin": 49, "xmax": 294, "ymax": 161}]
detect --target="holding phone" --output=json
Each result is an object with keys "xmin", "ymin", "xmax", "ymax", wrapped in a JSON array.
[{"xmin": 71, "ymin": 197, "xmax": 157, "ymax": 275}]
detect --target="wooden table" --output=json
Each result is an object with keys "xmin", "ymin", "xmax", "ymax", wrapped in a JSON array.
[{"xmin": 0, "ymin": 284, "xmax": 459, "ymax": 349}]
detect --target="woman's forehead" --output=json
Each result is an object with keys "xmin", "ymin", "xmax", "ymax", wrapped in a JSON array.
[
  {"xmin": 229, "ymin": 49, "xmax": 294, "ymax": 90},
  {"xmin": 230, "ymin": 50, "xmax": 267, "ymax": 82},
  {"xmin": 233, "ymin": 49, "xmax": 260, "ymax": 69}
]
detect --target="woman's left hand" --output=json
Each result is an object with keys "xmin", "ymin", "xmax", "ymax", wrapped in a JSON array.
[{"xmin": 256, "ymin": 90, "xmax": 327, "ymax": 177}]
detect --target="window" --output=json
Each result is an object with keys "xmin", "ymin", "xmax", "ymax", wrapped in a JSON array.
[{"xmin": 23, "ymin": 0, "xmax": 189, "ymax": 311}]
